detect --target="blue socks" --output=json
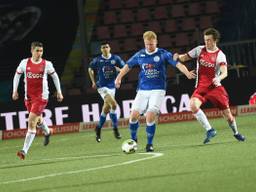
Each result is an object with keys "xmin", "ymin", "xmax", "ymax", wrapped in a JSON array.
[
  {"xmin": 98, "ymin": 113, "xmax": 106, "ymax": 129},
  {"xmin": 109, "ymin": 112, "xmax": 118, "ymax": 129},
  {"xmin": 129, "ymin": 121, "xmax": 156, "ymax": 144},
  {"xmin": 129, "ymin": 121, "xmax": 139, "ymax": 141},
  {"xmin": 98, "ymin": 111, "xmax": 118, "ymax": 129},
  {"xmin": 146, "ymin": 123, "xmax": 156, "ymax": 145}
]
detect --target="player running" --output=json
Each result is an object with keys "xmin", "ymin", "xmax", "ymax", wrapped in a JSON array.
[
  {"xmin": 88, "ymin": 42, "xmax": 125, "ymax": 142},
  {"xmin": 177, "ymin": 28, "xmax": 245, "ymax": 144},
  {"xmin": 12, "ymin": 41, "xmax": 63, "ymax": 160}
]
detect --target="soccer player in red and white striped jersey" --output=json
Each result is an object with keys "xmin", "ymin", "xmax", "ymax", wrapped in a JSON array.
[
  {"xmin": 12, "ymin": 41, "xmax": 63, "ymax": 160},
  {"xmin": 178, "ymin": 28, "xmax": 245, "ymax": 144},
  {"xmin": 249, "ymin": 92, "xmax": 256, "ymax": 105}
]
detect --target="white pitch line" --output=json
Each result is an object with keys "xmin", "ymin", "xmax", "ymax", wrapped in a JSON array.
[{"xmin": 0, "ymin": 152, "xmax": 163, "ymax": 185}]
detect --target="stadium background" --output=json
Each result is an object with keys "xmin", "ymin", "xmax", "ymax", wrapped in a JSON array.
[{"xmin": 0, "ymin": 0, "xmax": 256, "ymax": 130}]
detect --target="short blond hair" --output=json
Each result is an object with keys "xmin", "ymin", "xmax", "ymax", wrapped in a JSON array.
[{"xmin": 143, "ymin": 31, "xmax": 157, "ymax": 40}]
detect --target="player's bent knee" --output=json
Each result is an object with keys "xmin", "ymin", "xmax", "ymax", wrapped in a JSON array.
[
  {"xmin": 224, "ymin": 111, "xmax": 234, "ymax": 122},
  {"xmin": 130, "ymin": 117, "xmax": 138, "ymax": 123},
  {"xmin": 130, "ymin": 111, "xmax": 140, "ymax": 122},
  {"xmin": 190, "ymin": 105, "xmax": 198, "ymax": 113},
  {"xmin": 190, "ymin": 101, "xmax": 199, "ymax": 113},
  {"xmin": 103, "ymin": 108, "xmax": 110, "ymax": 114},
  {"xmin": 28, "ymin": 120, "xmax": 37, "ymax": 129},
  {"xmin": 111, "ymin": 102, "xmax": 117, "ymax": 110}
]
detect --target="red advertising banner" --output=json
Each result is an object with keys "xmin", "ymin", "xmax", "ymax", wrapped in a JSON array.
[
  {"xmin": 1, "ymin": 105, "xmax": 249, "ymax": 140},
  {"xmin": 237, "ymin": 105, "xmax": 256, "ymax": 115},
  {"xmin": 2, "ymin": 123, "xmax": 80, "ymax": 140}
]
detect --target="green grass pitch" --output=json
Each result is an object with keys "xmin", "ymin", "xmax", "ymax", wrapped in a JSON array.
[{"xmin": 0, "ymin": 115, "xmax": 255, "ymax": 192}]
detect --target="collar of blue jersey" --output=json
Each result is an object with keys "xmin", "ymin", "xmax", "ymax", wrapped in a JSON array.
[
  {"xmin": 101, "ymin": 54, "xmax": 112, "ymax": 60},
  {"xmin": 145, "ymin": 48, "xmax": 158, "ymax": 55}
]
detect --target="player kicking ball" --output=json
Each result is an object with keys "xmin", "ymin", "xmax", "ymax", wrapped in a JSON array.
[{"xmin": 115, "ymin": 31, "xmax": 195, "ymax": 152}]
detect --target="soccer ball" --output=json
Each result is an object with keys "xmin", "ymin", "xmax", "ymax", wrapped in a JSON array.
[{"xmin": 121, "ymin": 139, "xmax": 138, "ymax": 154}]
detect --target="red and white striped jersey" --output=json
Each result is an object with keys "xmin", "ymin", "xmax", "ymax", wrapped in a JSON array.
[
  {"xmin": 188, "ymin": 45, "xmax": 227, "ymax": 88},
  {"xmin": 16, "ymin": 58, "xmax": 56, "ymax": 100}
]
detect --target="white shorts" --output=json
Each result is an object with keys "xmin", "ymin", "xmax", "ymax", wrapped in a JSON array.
[
  {"xmin": 132, "ymin": 90, "xmax": 166, "ymax": 114},
  {"xmin": 97, "ymin": 87, "xmax": 116, "ymax": 100}
]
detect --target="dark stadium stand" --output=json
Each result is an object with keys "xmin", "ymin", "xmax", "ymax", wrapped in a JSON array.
[
  {"xmin": 187, "ymin": 2, "xmax": 203, "ymax": 16},
  {"xmin": 2, "ymin": 0, "xmax": 254, "ymax": 99},
  {"xmin": 123, "ymin": 0, "xmax": 140, "ymax": 8},
  {"xmin": 171, "ymin": 4, "xmax": 186, "ymax": 17},
  {"xmin": 120, "ymin": 9, "xmax": 135, "ymax": 23},
  {"xmin": 136, "ymin": 8, "xmax": 152, "ymax": 22},
  {"xmin": 104, "ymin": 11, "xmax": 117, "ymax": 24},
  {"xmin": 113, "ymin": 25, "xmax": 128, "ymax": 38},
  {"xmin": 96, "ymin": 26, "xmax": 111, "ymax": 40},
  {"xmin": 130, "ymin": 23, "xmax": 145, "ymax": 36},
  {"xmin": 164, "ymin": 19, "xmax": 178, "ymax": 33},
  {"xmin": 84, "ymin": 0, "xmax": 223, "ymax": 93},
  {"xmin": 153, "ymin": 6, "xmax": 169, "ymax": 20}
]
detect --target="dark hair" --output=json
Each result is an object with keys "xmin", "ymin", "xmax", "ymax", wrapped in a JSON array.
[
  {"xmin": 31, "ymin": 41, "xmax": 43, "ymax": 48},
  {"xmin": 100, "ymin": 42, "xmax": 109, "ymax": 46},
  {"xmin": 203, "ymin": 28, "xmax": 220, "ymax": 42}
]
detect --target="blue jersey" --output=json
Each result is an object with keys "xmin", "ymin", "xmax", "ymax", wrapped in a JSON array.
[
  {"xmin": 127, "ymin": 48, "xmax": 178, "ymax": 90},
  {"xmin": 89, "ymin": 54, "xmax": 125, "ymax": 88}
]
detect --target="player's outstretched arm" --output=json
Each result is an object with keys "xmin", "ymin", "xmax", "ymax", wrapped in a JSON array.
[
  {"xmin": 12, "ymin": 91, "xmax": 19, "ymax": 100},
  {"xmin": 12, "ymin": 73, "xmax": 22, "ymax": 100},
  {"xmin": 56, "ymin": 92, "xmax": 64, "ymax": 102},
  {"xmin": 115, "ymin": 64, "xmax": 130, "ymax": 88},
  {"xmin": 51, "ymin": 72, "xmax": 63, "ymax": 102},
  {"xmin": 115, "ymin": 66, "xmax": 121, "ymax": 72},
  {"xmin": 176, "ymin": 63, "xmax": 196, "ymax": 79},
  {"xmin": 177, "ymin": 53, "xmax": 192, "ymax": 63},
  {"xmin": 88, "ymin": 67, "xmax": 97, "ymax": 89}
]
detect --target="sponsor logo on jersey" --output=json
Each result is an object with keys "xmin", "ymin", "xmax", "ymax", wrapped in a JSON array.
[
  {"xmin": 143, "ymin": 63, "xmax": 154, "ymax": 70},
  {"xmin": 199, "ymin": 59, "xmax": 215, "ymax": 68},
  {"xmin": 27, "ymin": 72, "xmax": 44, "ymax": 78},
  {"xmin": 142, "ymin": 63, "xmax": 160, "ymax": 78}
]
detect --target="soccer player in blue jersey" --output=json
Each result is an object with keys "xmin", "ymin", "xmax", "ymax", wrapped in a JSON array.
[
  {"xmin": 88, "ymin": 42, "xmax": 125, "ymax": 142},
  {"xmin": 115, "ymin": 31, "xmax": 196, "ymax": 152}
]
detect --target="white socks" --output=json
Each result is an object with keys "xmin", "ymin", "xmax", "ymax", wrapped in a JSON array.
[
  {"xmin": 193, "ymin": 109, "xmax": 212, "ymax": 131},
  {"xmin": 22, "ymin": 130, "xmax": 36, "ymax": 154},
  {"xmin": 37, "ymin": 121, "xmax": 50, "ymax": 135},
  {"xmin": 193, "ymin": 109, "xmax": 239, "ymax": 135},
  {"xmin": 228, "ymin": 119, "xmax": 238, "ymax": 135}
]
